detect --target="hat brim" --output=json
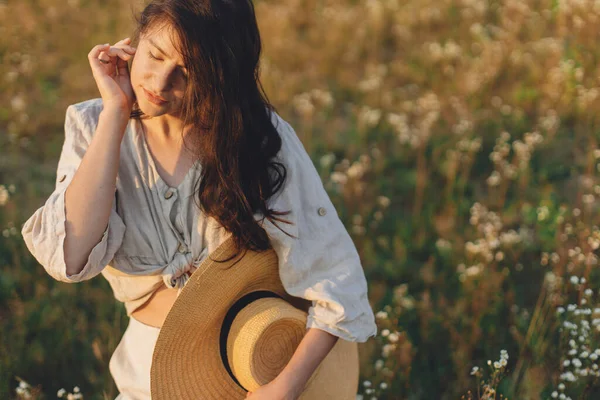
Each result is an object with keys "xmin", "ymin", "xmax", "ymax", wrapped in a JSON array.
[{"xmin": 150, "ymin": 236, "xmax": 359, "ymax": 399}]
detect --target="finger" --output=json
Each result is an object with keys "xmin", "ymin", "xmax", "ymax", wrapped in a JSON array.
[
  {"xmin": 106, "ymin": 47, "xmax": 132, "ymax": 61},
  {"xmin": 121, "ymin": 45, "xmax": 137, "ymax": 54},
  {"xmin": 88, "ymin": 43, "xmax": 111, "ymax": 60},
  {"xmin": 114, "ymin": 44, "xmax": 137, "ymax": 55},
  {"xmin": 117, "ymin": 49, "xmax": 132, "ymax": 60},
  {"xmin": 113, "ymin": 37, "xmax": 130, "ymax": 46},
  {"xmin": 107, "ymin": 42, "xmax": 136, "ymax": 56},
  {"xmin": 98, "ymin": 51, "xmax": 111, "ymax": 63},
  {"xmin": 116, "ymin": 55, "xmax": 129, "ymax": 76},
  {"xmin": 89, "ymin": 45, "xmax": 115, "ymax": 74}
]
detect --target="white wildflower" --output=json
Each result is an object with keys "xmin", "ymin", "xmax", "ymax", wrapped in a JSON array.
[{"xmin": 375, "ymin": 311, "xmax": 388, "ymax": 320}]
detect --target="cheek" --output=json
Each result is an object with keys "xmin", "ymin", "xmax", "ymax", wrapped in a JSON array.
[
  {"xmin": 129, "ymin": 59, "xmax": 139, "ymax": 84},
  {"xmin": 130, "ymin": 57, "xmax": 149, "ymax": 83}
]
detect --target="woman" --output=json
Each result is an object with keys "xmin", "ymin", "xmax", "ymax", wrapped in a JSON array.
[{"xmin": 21, "ymin": 0, "xmax": 377, "ymax": 399}]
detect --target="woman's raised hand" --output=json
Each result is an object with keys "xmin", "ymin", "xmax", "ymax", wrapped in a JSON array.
[{"xmin": 88, "ymin": 38, "xmax": 137, "ymax": 114}]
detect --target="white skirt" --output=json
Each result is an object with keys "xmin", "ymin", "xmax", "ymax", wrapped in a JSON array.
[{"xmin": 109, "ymin": 316, "xmax": 161, "ymax": 400}]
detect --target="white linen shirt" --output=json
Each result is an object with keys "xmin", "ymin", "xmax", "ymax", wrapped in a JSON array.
[{"xmin": 21, "ymin": 98, "xmax": 378, "ymax": 343}]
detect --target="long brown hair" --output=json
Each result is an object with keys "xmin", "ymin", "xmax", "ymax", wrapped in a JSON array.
[{"xmin": 129, "ymin": 0, "xmax": 295, "ymax": 259}]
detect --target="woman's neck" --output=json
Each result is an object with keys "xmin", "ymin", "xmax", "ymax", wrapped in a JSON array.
[{"xmin": 142, "ymin": 114, "xmax": 191, "ymax": 144}]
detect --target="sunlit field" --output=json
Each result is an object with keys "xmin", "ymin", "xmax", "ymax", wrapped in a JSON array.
[{"xmin": 3, "ymin": 0, "xmax": 600, "ymax": 399}]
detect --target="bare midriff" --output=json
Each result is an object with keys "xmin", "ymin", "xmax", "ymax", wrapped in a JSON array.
[{"xmin": 131, "ymin": 284, "xmax": 180, "ymax": 328}]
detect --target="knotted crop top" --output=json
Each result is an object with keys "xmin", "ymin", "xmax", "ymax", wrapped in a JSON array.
[{"xmin": 21, "ymin": 98, "xmax": 378, "ymax": 343}]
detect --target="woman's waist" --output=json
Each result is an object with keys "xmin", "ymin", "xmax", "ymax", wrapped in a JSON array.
[
  {"xmin": 102, "ymin": 265, "xmax": 189, "ymax": 328},
  {"xmin": 131, "ymin": 284, "xmax": 180, "ymax": 328}
]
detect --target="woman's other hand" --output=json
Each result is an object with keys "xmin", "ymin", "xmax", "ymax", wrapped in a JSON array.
[{"xmin": 88, "ymin": 38, "xmax": 137, "ymax": 113}]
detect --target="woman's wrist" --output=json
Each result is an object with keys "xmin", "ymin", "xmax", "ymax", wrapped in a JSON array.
[
  {"xmin": 100, "ymin": 104, "xmax": 130, "ymax": 120},
  {"xmin": 272, "ymin": 372, "xmax": 305, "ymax": 399}
]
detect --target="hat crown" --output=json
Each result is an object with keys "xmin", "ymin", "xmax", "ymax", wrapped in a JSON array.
[
  {"xmin": 151, "ymin": 237, "xmax": 360, "ymax": 399},
  {"xmin": 226, "ymin": 297, "xmax": 307, "ymax": 392}
]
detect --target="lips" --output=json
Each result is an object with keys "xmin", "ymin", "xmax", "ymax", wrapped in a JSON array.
[{"xmin": 143, "ymin": 87, "xmax": 168, "ymax": 105}]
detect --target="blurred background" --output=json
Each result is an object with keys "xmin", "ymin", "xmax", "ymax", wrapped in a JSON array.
[{"xmin": 2, "ymin": 0, "xmax": 600, "ymax": 398}]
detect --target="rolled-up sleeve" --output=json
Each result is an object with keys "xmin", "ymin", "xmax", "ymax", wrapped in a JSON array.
[
  {"xmin": 260, "ymin": 112, "xmax": 378, "ymax": 343},
  {"xmin": 21, "ymin": 102, "xmax": 126, "ymax": 283}
]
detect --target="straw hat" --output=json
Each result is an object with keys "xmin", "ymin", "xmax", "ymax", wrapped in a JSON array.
[{"xmin": 150, "ymin": 236, "xmax": 360, "ymax": 399}]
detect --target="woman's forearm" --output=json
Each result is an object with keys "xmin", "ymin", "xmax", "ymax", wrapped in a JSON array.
[
  {"xmin": 275, "ymin": 327, "xmax": 339, "ymax": 396},
  {"xmin": 63, "ymin": 108, "xmax": 128, "ymax": 276}
]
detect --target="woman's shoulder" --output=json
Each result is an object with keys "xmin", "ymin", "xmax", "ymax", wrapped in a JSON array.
[
  {"xmin": 63, "ymin": 98, "xmax": 114, "ymax": 147},
  {"xmin": 267, "ymin": 108, "xmax": 300, "ymax": 155},
  {"xmin": 69, "ymin": 97, "xmax": 104, "ymax": 113},
  {"xmin": 266, "ymin": 107, "xmax": 313, "ymax": 171},
  {"xmin": 267, "ymin": 108, "xmax": 293, "ymax": 140},
  {"xmin": 67, "ymin": 97, "xmax": 104, "ymax": 128}
]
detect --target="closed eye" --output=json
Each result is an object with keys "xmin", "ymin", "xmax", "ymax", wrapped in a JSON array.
[{"xmin": 148, "ymin": 49, "xmax": 187, "ymax": 80}]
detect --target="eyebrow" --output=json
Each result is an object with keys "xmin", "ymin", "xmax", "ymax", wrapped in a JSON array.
[{"xmin": 148, "ymin": 38, "xmax": 187, "ymax": 70}]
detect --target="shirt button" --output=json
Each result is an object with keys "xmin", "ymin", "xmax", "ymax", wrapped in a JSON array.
[
  {"xmin": 58, "ymin": 174, "xmax": 66, "ymax": 183},
  {"xmin": 164, "ymin": 189, "xmax": 174, "ymax": 199},
  {"xmin": 177, "ymin": 243, "xmax": 187, "ymax": 253},
  {"xmin": 317, "ymin": 207, "xmax": 327, "ymax": 216}
]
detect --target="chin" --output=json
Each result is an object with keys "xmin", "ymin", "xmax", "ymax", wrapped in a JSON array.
[
  {"xmin": 138, "ymin": 102, "xmax": 163, "ymax": 116},
  {"xmin": 137, "ymin": 98, "xmax": 168, "ymax": 117}
]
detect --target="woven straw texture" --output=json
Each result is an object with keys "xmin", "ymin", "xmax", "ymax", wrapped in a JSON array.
[{"xmin": 150, "ymin": 236, "xmax": 359, "ymax": 399}]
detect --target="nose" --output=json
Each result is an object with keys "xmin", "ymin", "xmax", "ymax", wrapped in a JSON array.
[{"xmin": 152, "ymin": 65, "xmax": 176, "ymax": 95}]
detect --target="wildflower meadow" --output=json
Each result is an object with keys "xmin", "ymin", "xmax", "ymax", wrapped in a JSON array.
[{"xmin": 2, "ymin": 0, "xmax": 600, "ymax": 399}]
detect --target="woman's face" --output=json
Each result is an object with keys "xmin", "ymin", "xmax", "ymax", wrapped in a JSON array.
[{"xmin": 130, "ymin": 25, "xmax": 189, "ymax": 118}]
